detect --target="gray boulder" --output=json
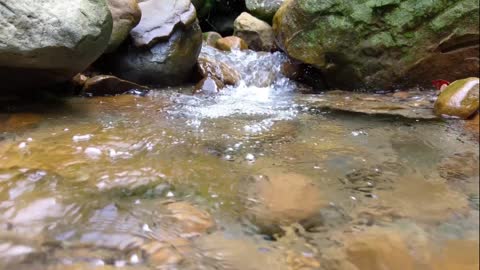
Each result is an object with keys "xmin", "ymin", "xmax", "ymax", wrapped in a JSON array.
[
  {"xmin": 108, "ymin": 0, "xmax": 202, "ymax": 85},
  {"xmin": 0, "ymin": 0, "xmax": 113, "ymax": 94}
]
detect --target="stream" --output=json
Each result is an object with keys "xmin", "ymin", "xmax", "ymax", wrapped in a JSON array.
[{"xmin": 0, "ymin": 46, "xmax": 478, "ymax": 270}]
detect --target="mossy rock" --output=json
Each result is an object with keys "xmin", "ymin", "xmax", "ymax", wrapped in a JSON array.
[{"xmin": 273, "ymin": 0, "xmax": 480, "ymax": 90}]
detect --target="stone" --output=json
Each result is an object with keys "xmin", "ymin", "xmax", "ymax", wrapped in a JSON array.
[
  {"xmin": 234, "ymin": 12, "xmax": 275, "ymax": 51},
  {"xmin": 194, "ymin": 77, "xmax": 225, "ymax": 94},
  {"xmin": 82, "ymin": 75, "xmax": 148, "ymax": 96},
  {"xmin": 166, "ymin": 202, "xmax": 215, "ymax": 237},
  {"xmin": 246, "ymin": 0, "xmax": 284, "ymax": 22},
  {"xmin": 106, "ymin": 0, "xmax": 203, "ymax": 85},
  {"xmin": 106, "ymin": 0, "xmax": 142, "ymax": 53},
  {"xmin": 273, "ymin": 0, "xmax": 480, "ymax": 90},
  {"xmin": 197, "ymin": 57, "xmax": 241, "ymax": 85},
  {"xmin": 301, "ymin": 90, "xmax": 439, "ymax": 120},
  {"xmin": 130, "ymin": 0, "xmax": 196, "ymax": 48},
  {"xmin": 4, "ymin": 113, "xmax": 43, "ymax": 132},
  {"xmin": 0, "ymin": 0, "xmax": 113, "ymax": 94},
  {"xmin": 434, "ymin": 77, "xmax": 479, "ymax": 119},
  {"xmin": 244, "ymin": 171, "xmax": 325, "ymax": 235},
  {"xmin": 216, "ymin": 36, "xmax": 249, "ymax": 51},
  {"xmin": 203, "ymin": 32, "xmax": 222, "ymax": 47}
]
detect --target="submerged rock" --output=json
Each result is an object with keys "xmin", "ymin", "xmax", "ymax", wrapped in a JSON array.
[
  {"xmin": 434, "ymin": 78, "xmax": 479, "ymax": 119},
  {"xmin": 216, "ymin": 36, "xmax": 249, "ymax": 51},
  {"xmin": 246, "ymin": 0, "xmax": 284, "ymax": 22},
  {"xmin": 166, "ymin": 202, "xmax": 215, "ymax": 237},
  {"xmin": 197, "ymin": 57, "xmax": 241, "ymax": 86},
  {"xmin": 203, "ymin": 32, "xmax": 223, "ymax": 47},
  {"xmin": 106, "ymin": 0, "xmax": 202, "ymax": 85},
  {"xmin": 273, "ymin": 0, "xmax": 480, "ymax": 90},
  {"xmin": 82, "ymin": 75, "xmax": 148, "ymax": 96},
  {"xmin": 302, "ymin": 90, "xmax": 439, "ymax": 119},
  {"xmin": 244, "ymin": 171, "xmax": 325, "ymax": 235},
  {"xmin": 105, "ymin": 0, "xmax": 142, "ymax": 53},
  {"xmin": 0, "ymin": 0, "xmax": 113, "ymax": 94},
  {"xmin": 234, "ymin": 12, "xmax": 275, "ymax": 52}
]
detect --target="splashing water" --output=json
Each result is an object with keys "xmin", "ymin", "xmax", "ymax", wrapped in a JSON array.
[{"xmin": 164, "ymin": 46, "xmax": 297, "ymax": 134}]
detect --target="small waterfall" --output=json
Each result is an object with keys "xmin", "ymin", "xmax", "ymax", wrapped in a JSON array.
[{"xmin": 165, "ymin": 45, "xmax": 298, "ymax": 134}]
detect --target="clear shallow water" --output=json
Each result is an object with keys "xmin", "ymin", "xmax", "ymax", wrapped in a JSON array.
[{"xmin": 0, "ymin": 46, "xmax": 478, "ymax": 270}]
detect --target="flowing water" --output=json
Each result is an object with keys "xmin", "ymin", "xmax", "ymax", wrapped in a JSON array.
[{"xmin": 0, "ymin": 46, "xmax": 478, "ymax": 270}]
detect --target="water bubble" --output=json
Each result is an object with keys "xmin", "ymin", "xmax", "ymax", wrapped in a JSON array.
[
  {"xmin": 84, "ymin": 147, "xmax": 102, "ymax": 159},
  {"xmin": 245, "ymin": 153, "xmax": 255, "ymax": 161},
  {"xmin": 130, "ymin": 254, "xmax": 140, "ymax": 264},
  {"xmin": 73, "ymin": 134, "xmax": 92, "ymax": 142}
]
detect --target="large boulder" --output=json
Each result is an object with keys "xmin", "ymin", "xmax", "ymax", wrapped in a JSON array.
[
  {"xmin": 0, "ymin": 0, "xmax": 113, "ymax": 95},
  {"xmin": 246, "ymin": 0, "xmax": 284, "ymax": 22},
  {"xmin": 234, "ymin": 12, "xmax": 275, "ymax": 51},
  {"xmin": 274, "ymin": 0, "xmax": 480, "ymax": 90},
  {"xmin": 106, "ymin": 0, "xmax": 202, "ymax": 85},
  {"xmin": 105, "ymin": 0, "xmax": 142, "ymax": 53}
]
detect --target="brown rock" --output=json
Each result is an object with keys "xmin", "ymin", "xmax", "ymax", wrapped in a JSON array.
[
  {"xmin": 233, "ymin": 12, "xmax": 275, "ymax": 51},
  {"xmin": 142, "ymin": 238, "xmax": 191, "ymax": 266},
  {"xmin": 197, "ymin": 57, "xmax": 241, "ymax": 85},
  {"xmin": 216, "ymin": 36, "xmax": 249, "ymax": 51},
  {"xmin": 233, "ymin": 12, "xmax": 275, "ymax": 52},
  {"xmin": 106, "ymin": 0, "xmax": 142, "ymax": 52},
  {"xmin": 464, "ymin": 113, "xmax": 479, "ymax": 140},
  {"xmin": 82, "ymin": 75, "xmax": 148, "ymax": 96},
  {"xmin": 4, "ymin": 113, "xmax": 43, "ymax": 132},
  {"xmin": 203, "ymin": 31, "xmax": 222, "ymax": 47},
  {"xmin": 166, "ymin": 202, "xmax": 215, "ymax": 237},
  {"xmin": 245, "ymin": 171, "xmax": 325, "ymax": 235},
  {"xmin": 194, "ymin": 77, "xmax": 225, "ymax": 95},
  {"xmin": 344, "ymin": 229, "xmax": 417, "ymax": 270}
]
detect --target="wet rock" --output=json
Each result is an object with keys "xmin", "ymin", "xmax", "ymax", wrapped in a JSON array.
[
  {"xmin": 372, "ymin": 175, "xmax": 469, "ymax": 222},
  {"xmin": 194, "ymin": 77, "xmax": 225, "ymax": 94},
  {"xmin": 216, "ymin": 36, "xmax": 249, "ymax": 51},
  {"xmin": 343, "ymin": 228, "xmax": 421, "ymax": 270},
  {"xmin": 244, "ymin": 171, "xmax": 325, "ymax": 235},
  {"xmin": 203, "ymin": 32, "xmax": 223, "ymax": 47},
  {"xmin": 82, "ymin": 75, "xmax": 148, "ymax": 96},
  {"xmin": 142, "ymin": 238, "xmax": 191, "ymax": 266},
  {"xmin": 434, "ymin": 78, "xmax": 479, "ymax": 119},
  {"xmin": 273, "ymin": 0, "xmax": 480, "ymax": 90},
  {"xmin": 196, "ymin": 232, "xmax": 288, "ymax": 270},
  {"xmin": 438, "ymin": 152, "xmax": 479, "ymax": 195},
  {"xmin": 302, "ymin": 90, "xmax": 439, "ymax": 119},
  {"xmin": 0, "ymin": 0, "xmax": 113, "ymax": 94},
  {"xmin": 72, "ymin": 74, "xmax": 89, "ymax": 90},
  {"xmin": 246, "ymin": 0, "xmax": 284, "ymax": 22},
  {"xmin": 106, "ymin": 0, "xmax": 142, "ymax": 53},
  {"xmin": 3, "ymin": 113, "xmax": 43, "ymax": 132},
  {"xmin": 464, "ymin": 113, "xmax": 480, "ymax": 140},
  {"xmin": 106, "ymin": 0, "xmax": 203, "ymax": 85},
  {"xmin": 166, "ymin": 202, "xmax": 215, "ymax": 237},
  {"xmin": 197, "ymin": 57, "xmax": 241, "ymax": 85},
  {"xmin": 234, "ymin": 12, "xmax": 275, "ymax": 52}
]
